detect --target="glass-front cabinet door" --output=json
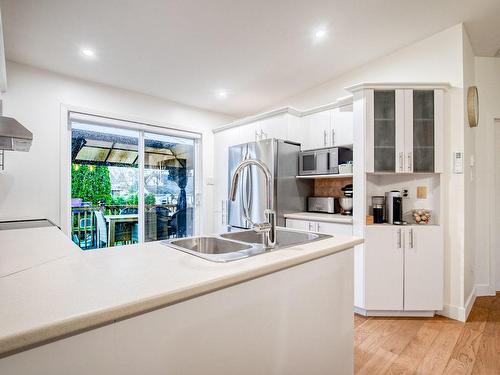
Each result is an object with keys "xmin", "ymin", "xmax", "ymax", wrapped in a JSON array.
[
  {"xmin": 373, "ymin": 90, "xmax": 396, "ymax": 172},
  {"xmin": 372, "ymin": 90, "xmax": 405, "ymax": 173},
  {"xmin": 407, "ymin": 90, "xmax": 435, "ymax": 173}
]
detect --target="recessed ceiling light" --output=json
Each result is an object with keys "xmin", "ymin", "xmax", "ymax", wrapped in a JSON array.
[
  {"xmin": 80, "ymin": 47, "xmax": 96, "ymax": 58},
  {"xmin": 216, "ymin": 90, "xmax": 228, "ymax": 99},
  {"xmin": 314, "ymin": 29, "xmax": 327, "ymax": 40}
]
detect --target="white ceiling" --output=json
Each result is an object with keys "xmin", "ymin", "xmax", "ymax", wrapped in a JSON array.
[{"xmin": 1, "ymin": 0, "xmax": 499, "ymax": 117}]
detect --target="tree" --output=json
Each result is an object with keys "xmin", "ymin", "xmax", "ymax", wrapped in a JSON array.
[{"xmin": 72, "ymin": 164, "xmax": 112, "ymax": 205}]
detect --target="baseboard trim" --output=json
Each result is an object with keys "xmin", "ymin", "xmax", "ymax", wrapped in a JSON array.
[
  {"xmin": 439, "ymin": 287, "xmax": 477, "ymax": 322},
  {"xmin": 354, "ymin": 307, "xmax": 435, "ymax": 317},
  {"xmin": 475, "ymin": 284, "xmax": 497, "ymax": 297}
]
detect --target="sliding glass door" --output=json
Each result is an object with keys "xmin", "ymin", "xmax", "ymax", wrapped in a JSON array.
[
  {"xmin": 69, "ymin": 112, "xmax": 199, "ymax": 250},
  {"xmin": 143, "ymin": 132, "xmax": 195, "ymax": 241}
]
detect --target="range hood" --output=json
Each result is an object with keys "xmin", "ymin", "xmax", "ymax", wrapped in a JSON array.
[{"xmin": 0, "ymin": 115, "xmax": 32, "ymax": 151}]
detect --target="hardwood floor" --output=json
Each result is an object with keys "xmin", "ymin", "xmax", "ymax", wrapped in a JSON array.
[{"xmin": 354, "ymin": 293, "xmax": 500, "ymax": 374}]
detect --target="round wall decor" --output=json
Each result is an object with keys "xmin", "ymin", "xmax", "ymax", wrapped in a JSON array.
[{"xmin": 467, "ymin": 86, "xmax": 479, "ymax": 128}]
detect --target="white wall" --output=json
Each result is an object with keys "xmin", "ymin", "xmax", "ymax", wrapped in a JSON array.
[
  {"xmin": 266, "ymin": 24, "xmax": 470, "ymax": 318},
  {"xmin": 474, "ymin": 57, "xmax": 500, "ymax": 293},
  {"xmin": 0, "ymin": 62, "xmax": 233, "ymax": 234},
  {"xmin": 462, "ymin": 29, "xmax": 476, "ymax": 304}
]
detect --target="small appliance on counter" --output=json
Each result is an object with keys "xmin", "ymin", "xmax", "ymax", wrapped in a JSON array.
[
  {"xmin": 371, "ymin": 195, "xmax": 385, "ymax": 223},
  {"xmin": 307, "ymin": 197, "xmax": 336, "ymax": 214},
  {"xmin": 385, "ymin": 190, "xmax": 406, "ymax": 225},
  {"xmin": 298, "ymin": 147, "xmax": 353, "ymax": 176},
  {"xmin": 339, "ymin": 184, "xmax": 353, "ymax": 216}
]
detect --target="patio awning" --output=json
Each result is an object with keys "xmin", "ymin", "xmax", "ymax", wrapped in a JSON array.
[{"xmin": 71, "ymin": 127, "xmax": 194, "ymax": 169}]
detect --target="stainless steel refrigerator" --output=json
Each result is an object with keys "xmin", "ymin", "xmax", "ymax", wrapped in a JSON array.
[{"xmin": 228, "ymin": 138, "xmax": 312, "ymax": 229}]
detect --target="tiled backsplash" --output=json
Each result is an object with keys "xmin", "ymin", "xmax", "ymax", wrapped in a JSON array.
[{"xmin": 314, "ymin": 178, "xmax": 353, "ymax": 197}]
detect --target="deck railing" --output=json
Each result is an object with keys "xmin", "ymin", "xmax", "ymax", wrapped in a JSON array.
[{"xmin": 71, "ymin": 204, "xmax": 179, "ymax": 249}]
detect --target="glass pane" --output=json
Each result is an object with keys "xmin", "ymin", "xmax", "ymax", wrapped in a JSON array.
[
  {"xmin": 374, "ymin": 91, "xmax": 396, "ymax": 172},
  {"xmin": 144, "ymin": 132, "xmax": 195, "ymax": 241},
  {"xmin": 413, "ymin": 90, "xmax": 434, "ymax": 172},
  {"xmin": 302, "ymin": 154, "xmax": 316, "ymax": 171},
  {"xmin": 71, "ymin": 122, "xmax": 139, "ymax": 249}
]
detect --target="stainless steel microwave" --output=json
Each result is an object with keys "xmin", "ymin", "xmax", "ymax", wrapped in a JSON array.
[{"xmin": 298, "ymin": 147, "xmax": 353, "ymax": 176}]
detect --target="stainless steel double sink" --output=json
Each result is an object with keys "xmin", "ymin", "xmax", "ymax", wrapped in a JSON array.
[{"xmin": 163, "ymin": 228, "xmax": 331, "ymax": 262}]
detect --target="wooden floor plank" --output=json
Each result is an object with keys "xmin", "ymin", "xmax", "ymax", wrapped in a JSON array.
[
  {"xmin": 355, "ymin": 293, "xmax": 500, "ymax": 375},
  {"xmin": 472, "ymin": 310, "xmax": 500, "ymax": 374},
  {"xmin": 442, "ymin": 326, "xmax": 483, "ymax": 374},
  {"xmin": 414, "ymin": 322, "xmax": 463, "ymax": 375},
  {"xmin": 386, "ymin": 322, "xmax": 441, "ymax": 375}
]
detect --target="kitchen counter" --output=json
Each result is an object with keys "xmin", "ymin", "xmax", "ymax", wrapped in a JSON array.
[
  {"xmin": 284, "ymin": 212, "xmax": 353, "ymax": 224},
  {"xmin": 0, "ymin": 226, "xmax": 362, "ymax": 358}
]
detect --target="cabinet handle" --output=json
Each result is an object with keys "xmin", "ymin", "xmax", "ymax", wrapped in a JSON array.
[
  {"xmin": 397, "ymin": 228, "xmax": 402, "ymax": 248},
  {"xmin": 331, "ymin": 129, "xmax": 335, "ymax": 146},
  {"xmin": 409, "ymin": 228, "xmax": 414, "ymax": 248},
  {"xmin": 407, "ymin": 152, "xmax": 412, "ymax": 172},
  {"xmin": 399, "ymin": 152, "xmax": 404, "ymax": 172},
  {"xmin": 255, "ymin": 131, "xmax": 259, "ymax": 141},
  {"xmin": 323, "ymin": 130, "xmax": 327, "ymax": 147}
]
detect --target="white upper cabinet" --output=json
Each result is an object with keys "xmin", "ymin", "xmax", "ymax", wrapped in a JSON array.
[
  {"xmin": 301, "ymin": 105, "xmax": 354, "ymax": 151},
  {"xmin": 331, "ymin": 104, "xmax": 354, "ymax": 147},
  {"xmin": 366, "ymin": 88, "xmax": 444, "ymax": 174},
  {"xmin": 300, "ymin": 110, "xmax": 332, "ymax": 150}
]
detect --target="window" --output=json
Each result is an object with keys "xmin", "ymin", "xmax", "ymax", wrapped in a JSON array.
[{"xmin": 69, "ymin": 112, "xmax": 199, "ymax": 250}]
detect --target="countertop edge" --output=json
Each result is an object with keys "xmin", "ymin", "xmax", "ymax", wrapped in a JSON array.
[{"xmin": 0, "ymin": 237, "xmax": 363, "ymax": 358}]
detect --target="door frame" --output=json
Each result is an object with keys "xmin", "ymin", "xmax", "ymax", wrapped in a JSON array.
[
  {"xmin": 59, "ymin": 104, "xmax": 203, "ymax": 242},
  {"xmin": 493, "ymin": 118, "xmax": 500, "ymax": 291}
]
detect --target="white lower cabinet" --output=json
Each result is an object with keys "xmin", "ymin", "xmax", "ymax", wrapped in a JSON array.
[
  {"xmin": 404, "ymin": 226, "xmax": 443, "ymax": 310},
  {"xmin": 286, "ymin": 218, "xmax": 353, "ymax": 236},
  {"xmin": 364, "ymin": 225, "xmax": 443, "ymax": 312}
]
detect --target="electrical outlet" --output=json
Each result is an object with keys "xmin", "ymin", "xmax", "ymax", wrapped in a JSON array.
[{"xmin": 402, "ymin": 188, "xmax": 409, "ymax": 198}]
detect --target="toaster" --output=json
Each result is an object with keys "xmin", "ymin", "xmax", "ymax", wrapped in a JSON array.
[{"xmin": 307, "ymin": 197, "xmax": 336, "ymax": 214}]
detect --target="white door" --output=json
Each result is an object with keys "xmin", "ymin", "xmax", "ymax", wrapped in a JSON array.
[
  {"xmin": 364, "ymin": 226, "xmax": 404, "ymax": 310},
  {"xmin": 316, "ymin": 221, "xmax": 353, "ymax": 236},
  {"xmin": 301, "ymin": 110, "xmax": 331, "ymax": 150},
  {"xmin": 286, "ymin": 219, "xmax": 317, "ymax": 232},
  {"xmin": 331, "ymin": 105, "xmax": 354, "ymax": 147},
  {"xmin": 404, "ymin": 226, "xmax": 443, "ymax": 310}
]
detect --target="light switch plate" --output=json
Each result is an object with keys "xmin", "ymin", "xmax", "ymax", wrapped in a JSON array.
[{"xmin": 453, "ymin": 152, "xmax": 464, "ymax": 174}]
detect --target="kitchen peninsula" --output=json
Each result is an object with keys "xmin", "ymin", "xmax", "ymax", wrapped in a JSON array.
[{"xmin": 0, "ymin": 225, "xmax": 362, "ymax": 375}]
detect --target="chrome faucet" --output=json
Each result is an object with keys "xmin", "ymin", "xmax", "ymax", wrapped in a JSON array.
[{"xmin": 229, "ymin": 158, "xmax": 276, "ymax": 248}]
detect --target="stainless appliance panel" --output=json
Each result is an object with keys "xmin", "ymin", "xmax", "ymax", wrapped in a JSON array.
[
  {"xmin": 228, "ymin": 139, "xmax": 311, "ymax": 229},
  {"xmin": 246, "ymin": 139, "xmax": 276, "ymax": 226}
]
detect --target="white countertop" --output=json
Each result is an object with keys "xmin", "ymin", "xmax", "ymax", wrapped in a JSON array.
[
  {"xmin": 284, "ymin": 212, "xmax": 353, "ymax": 224},
  {"xmin": 0, "ymin": 226, "xmax": 362, "ymax": 357}
]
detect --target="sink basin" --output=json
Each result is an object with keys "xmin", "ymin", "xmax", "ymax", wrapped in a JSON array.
[
  {"xmin": 170, "ymin": 237, "xmax": 252, "ymax": 254},
  {"xmin": 221, "ymin": 228, "xmax": 328, "ymax": 248},
  {"xmin": 165, "ymin": 236, "xmax": 263, "ymax": 262},
  {"xmin": 164, "ymin": 228, "xmax": 331, "ymax": 262}
]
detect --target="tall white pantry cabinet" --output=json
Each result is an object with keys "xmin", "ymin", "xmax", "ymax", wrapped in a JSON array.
[{"xmin": 347, "ymin": 83, "xmax": 449, "ymax": 316}]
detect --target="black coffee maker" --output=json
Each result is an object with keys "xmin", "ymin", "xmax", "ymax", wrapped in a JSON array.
[{"xmin": 385, "ymin": 190, "xmax": 406, "ymax": 225}]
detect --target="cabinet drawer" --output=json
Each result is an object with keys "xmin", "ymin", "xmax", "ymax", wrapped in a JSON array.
[
  {"xmin": 316, "ymin": 221, "xmax": 353, "ymax": 236},
  {"xmin": 285, "ymin": 219, "xmax": 315, "ymax": 231}
]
